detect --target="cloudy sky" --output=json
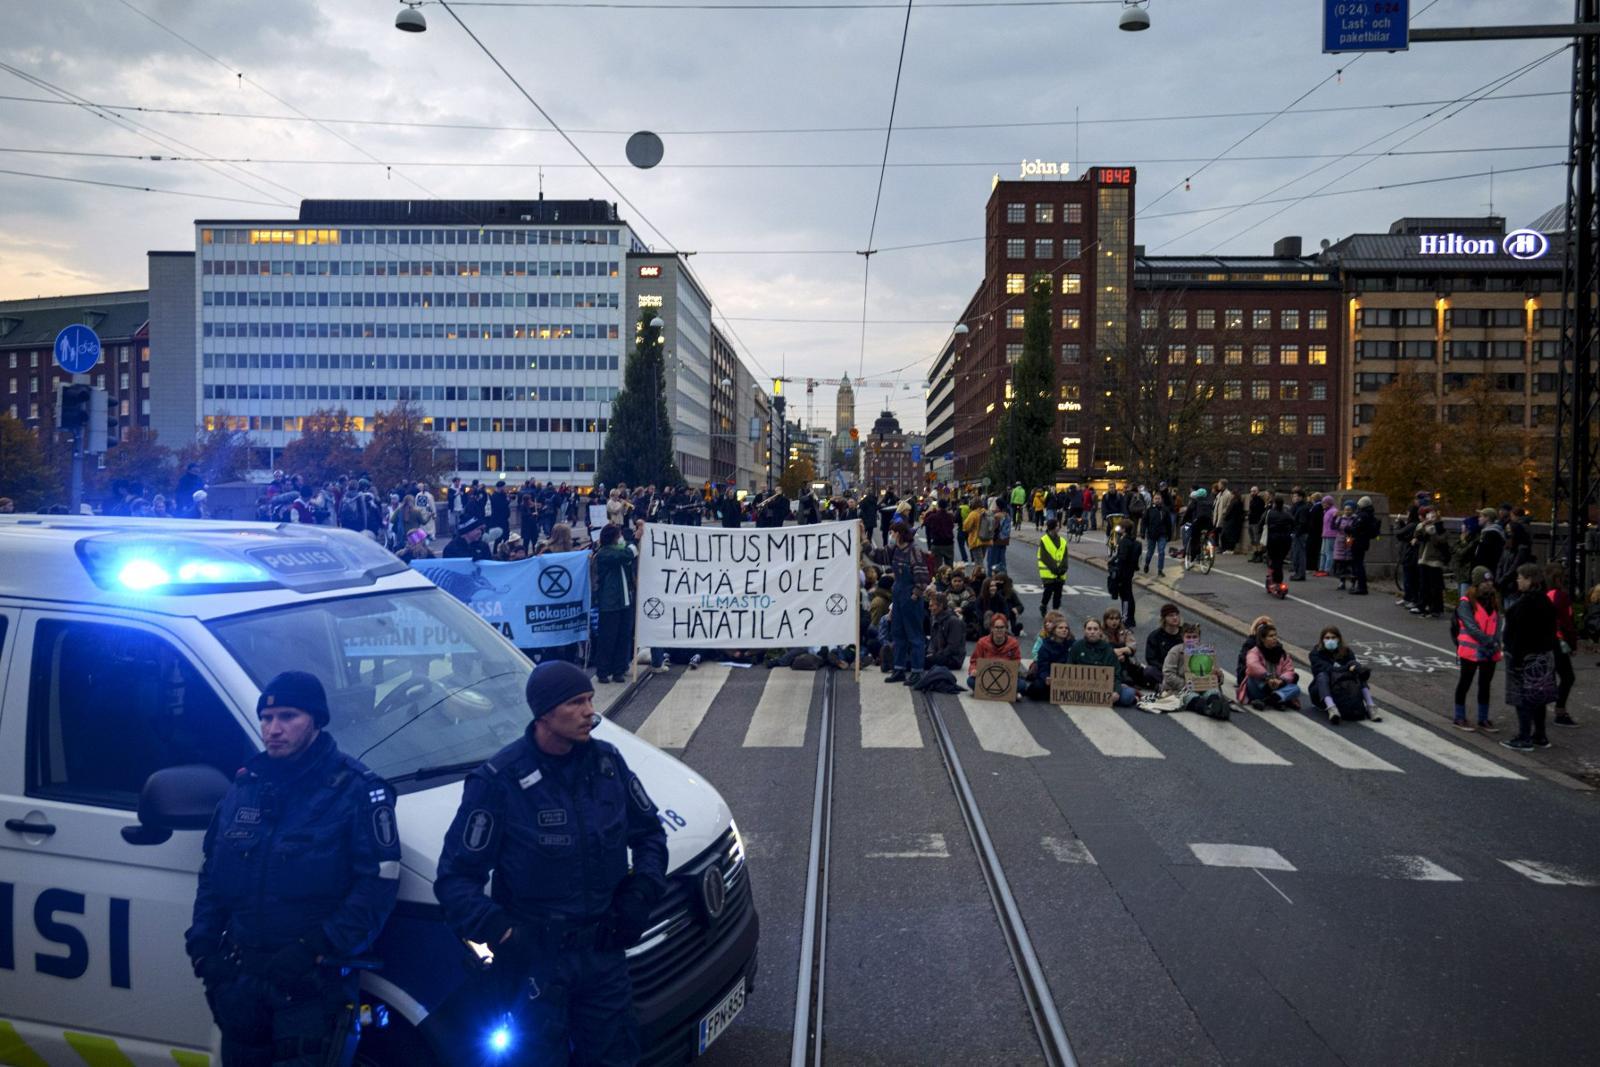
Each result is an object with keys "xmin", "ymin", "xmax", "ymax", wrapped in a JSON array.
[{"xmin": 0, "ymin": 0, "xmax": 1575, "ymax": 430}]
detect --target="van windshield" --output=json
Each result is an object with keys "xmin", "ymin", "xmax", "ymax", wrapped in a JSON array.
[{"xmin": 208, "ymin": 588, "xmax": 533, "ymax": 786}]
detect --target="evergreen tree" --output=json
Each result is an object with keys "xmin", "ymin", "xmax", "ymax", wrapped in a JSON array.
[
  {"xmin": 597, "ymin": 311, "xmax": 682, "ymax": 488},
  {"xmin": 985, "ymin": 278, "xmax": 1058, "ymax": 490}
]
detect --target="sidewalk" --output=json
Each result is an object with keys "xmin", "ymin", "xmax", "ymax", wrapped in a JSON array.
[{"xmin": 1008, "ymin": 525, "xmax": 1598, "ymax": 793}]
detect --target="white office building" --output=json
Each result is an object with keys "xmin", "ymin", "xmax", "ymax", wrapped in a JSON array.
[{"xmin": 152, "ymin": 198, "xmax": 642, "ymax": 484}]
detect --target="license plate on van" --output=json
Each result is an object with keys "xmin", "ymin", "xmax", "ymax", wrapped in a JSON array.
[{"xmin": 696, "ymin": 977, "xmax": 746, "ymax": 1055}]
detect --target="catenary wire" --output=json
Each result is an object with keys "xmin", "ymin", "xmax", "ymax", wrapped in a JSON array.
[
  {"xmin": 0, "ymin": 167, "xmax": 288, "ymax": 206},
  {"xmin": 859, "ymin": 0, "xmax": 917, "ymax": 379}
]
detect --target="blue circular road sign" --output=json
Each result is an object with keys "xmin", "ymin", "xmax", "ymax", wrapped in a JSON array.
[{"xmin": 54, "ymin": 324, "xmax": 102, "ymax": 375}]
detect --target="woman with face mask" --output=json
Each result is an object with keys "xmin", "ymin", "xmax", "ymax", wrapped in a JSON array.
[
  {"xmin": 1308, "ymin": 626, "xmax": 1379, "ymax": 724},
  {"xmin": 1238, "ymin": 623, "xmax": 1302, "ymax": 709}
]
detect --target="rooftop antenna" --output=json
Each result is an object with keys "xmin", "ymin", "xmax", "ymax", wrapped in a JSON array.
[
  {"xmin": 1487, "ymin": 164, "xmax": 1495, "ymax": 217},
  {"xmin": 538, "ymin": 166, "xmax": 545, "ymax": 201}
]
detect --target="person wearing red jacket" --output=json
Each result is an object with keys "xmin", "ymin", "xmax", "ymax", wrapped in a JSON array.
[
  {"xmin": 1547, "ymin": 562, "xmax": 1579, "ymax": 727},
  {"xmin": 967, "ymin": 612, "xmax": 1022, "ymax": 700}
]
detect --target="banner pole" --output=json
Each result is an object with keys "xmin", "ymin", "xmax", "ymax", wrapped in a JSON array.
[
  {"xmin": 631, "ymin": 520, "xmax": 642, "ymax": 685},
  {"xmin": 855, "ymin": 521, "xmax": 862, "ymax": 683}
]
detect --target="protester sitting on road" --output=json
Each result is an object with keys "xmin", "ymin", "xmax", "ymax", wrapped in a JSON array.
[
  {"xmin": 1502, "ymin": 563, "xmax": 1558, "ymax": 751},
  {"xmin": 1453, "ymin": 567, "xmax": 1502, "ymax": 732},
  {"xmin": 1032, "ymin": 611, "xmax": 1071, "ymax": 659},
  {"xmin": 1308, "ymin": 626, "xmax": 1378, "ymax": 724},
  {"xmin": 1239, "ymin": 622, "xmax": 1301, "ymax": 709},
  {"xmin": 1068, "ymin": 618, "xmax": 1138, "ymax": 707},
  {"xmin": 1101, "ymin": 608, "xmax": 1154, "ymax": 689},
  {"xmin": 1546, "ymin": 562, "xmax": 1579, "ymax": 728},
  {"xmin": 972, "ymin": 577, "xmax": 1020, "ymax": 640},
  {"xmin": 968, "ymin": 613, "xmax": 1022, "ymax": 697},
  {"xmin": 947, "ymin": 570, "xmax": 976, "ymax": 630},
  {"xmin": 1023, "ymin": 616, "xmax": 1076, "ymax": 700},
  {"xmin": 926, "ymin": 591, "xmax": 967, "ymax": 671},
  {"xmin": 1145, "ymin": 603, "xmax": 1185, "ymax": 676},
  {"xmin": 995, "ymin": 573, "xmax": 1027, "ymax": 636},
  {"xmin": 1159, "ymin": 622, "xmax": 1230, "ymax": 719}
]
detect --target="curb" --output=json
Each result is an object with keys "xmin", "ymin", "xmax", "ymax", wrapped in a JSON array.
[{"xmin": 1010, "ymin": 529, "xmax": 1593, "ymax": 793}]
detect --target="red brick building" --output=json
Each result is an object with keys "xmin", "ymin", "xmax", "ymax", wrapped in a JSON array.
[
  {"xmin": 0, "ymin": 291, "xmax": 151, "ymax": 443},
  {"xmin": 1133, "ymin": 239, "xmax": 1344, "ymax": 488}
]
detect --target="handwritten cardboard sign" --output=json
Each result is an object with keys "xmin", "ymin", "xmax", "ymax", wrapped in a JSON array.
[
  {"xmin": 1184, "ymin": 642, "xmax": 1219, "ymax": 691},
  {"xmin": 973, "ymin": 658, "xmax": 1020, "ymax": 701},
  {"xmin": 1049, "ymin": 664, "xmax": 1117, "ymax": 706}
]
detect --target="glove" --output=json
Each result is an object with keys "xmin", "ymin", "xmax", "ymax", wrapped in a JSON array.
[
  {"xmin": 600, "ymin": 880, "xmax": 654, "ymax": 951},
  {"xmin": 265, "ymin": 936, "xmax": 325, "ymax": 993},
  {"xmin": 193, "ymin": 952, "xmax": 236, "ymax": 987}
]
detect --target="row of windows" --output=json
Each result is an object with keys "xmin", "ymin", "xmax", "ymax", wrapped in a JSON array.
[
  {"xmin": 1350, "ymin": 275, "xmax": 1564, "ymax": 294},
  {"xmin": 6, "ymin": 345, "xmax": 138, "ymax": 370},
  {"xmin": 9, "ymin": 371, "xmax": 148, "ymax": 396},
  {"xmin": 202, "ymin": 321, "xmax": 620, "ymax": 341},
  {"xmin": 202, "ymin": 227, "xmax": 622, "ymax": 247},
  {"xmin": 202, "ymin": 352, "xmax": 620, "ymax": 372},
  {"xmin": 203, "ymin": 289, "xmax": 620, "ymax": 310},
  {"xmin": 1005, "ymin": 272, "xmax": 1083, "ymax": 296},
  {"xmin": 1059, "ymin": 446, "xmax": 1326, "ymax": 475},
  {"xmin": 1005, "ymin": 203, "xmax": 1086, "ymax": 225},
  {"xmin": 201, "ymin": 259, "xmax": 621, "ymax": 278},
  {"xmin": 11, "ymin": 400, "xmax": 148, "ymax": 421},
  {"xmin": 1214, "ymin": 380, "xmax": 1330, "ymax": 403},
  {"xmin": 1355, "ymin": 340, "xmax": 1536, "ymax": 360},
  {"xmin": 207, "ymin": 415, "xmax": 608, "ymax": 439},
  {"xmin": 1005, "ymin": 238, "xmax": 1084, "ymax": 260},
  {"xmin": 1150, "ymin": 343, "xmax": 1330, "ymax": 366},
  {"xmin": 1357, "ymin": 306, "xmax": 1536, "ymax": 329},
  {"xmin": 204, "ymin": 383, "xmax": 619, "ymax": 403},
  {"xmin": 1139, "ymin": 307, "xmax": 1332, "ymax": 331}
]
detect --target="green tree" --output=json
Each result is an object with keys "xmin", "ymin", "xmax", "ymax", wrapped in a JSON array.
[
  {"xmin": 779, "ymin": 454, "xmax": 816, "ymax": 497},
  {"xmin": 363, "ymin": 399, "xmax": 448, "ymax": 492},
  {"xmin": 984, "ymin": 278, "xmax": 1058, "ymax": 490},
  {"xmin": 597, "ymin": 312, "xmax": 681, "ymax": 488},
  {"xmin": 1353, "ymin": 371, "xmax": 1439, "ymax": 505},
  {"xmin": 278, "ymin": 408, "xmax": 362, "ymax": 487},
  {"xmin": 175, "ymin": 411, "xmax": 255, "ymax": 486},
  {"xmin": 100, "ymin": 426, "xmax": 174, "ymax": 500},
  {"xmin": 0, "ymin": 414, "xmax": 62, "ymax": 511},
  {"xmin": 1438, "ymin": 375, "xmax": 1532, "ymax": 512}
]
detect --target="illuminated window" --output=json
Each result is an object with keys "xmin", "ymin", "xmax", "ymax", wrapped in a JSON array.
[
  {"xmin": 1006, "ymin": 239, "xmax": 1026, "ymax": 259},
  {"xmin": 1279, "ymin": 415, "xmax": 1298, "ymax": 435},
  {"xmin": 1195, "ymin": 344, "xmax": 1215, "ymax": 364},
  {"xmin": 1224, "ymin": 379, "xmax": 1242, "ymax": 400},
  {"xmin": 1007, "ymin": 309, "xmax": 1026, "ymax": 329},
  {"xmin": 1064, "ymin": 203, "xmax": 1083, "ymax": 224},
  {"xmin": 1061, "ymin": 343, "xmax": 1081, "ymax": 363},
  {"xmin": 1168, "ymin": 345, "xmax": 1186, "ymax": 365},
  {"xmin": 1281, "ymin": 309, "xmax": 1300, "ymax": 329},
  {"xmin": 1196, "ymin": 309, "xmax": 1216, "ymax": 329},
  {"xmin": 1252, "ymin": 345, "xmax": 1271, "ymax": 365},
  {"xmin": 1280, "ymin": 381, "xmax": 1300, "ymax": 400},
  {"xmin": 1309, "ymin": 344, "xmax": 1328, "ymax": 365},
  {"xmin": 1311, "ymin": 381, "xmax": 1328, "ymax": 401},
  {"xmin": 1253, "ymin": 309, "xmax": 1272, "ymax": 329},
  {"xmin": 1251, "ymin": 380, "xmax": 1270, "ymax": 400},
  {"xmin": 1061, "ymin": 273, "xmax": 1081, "ymax": 295},
  {"xmin": 1140, "ymin": 309, "xmax": 1159, "ymax": 329},
  {"xmin": 1308, "ymin": 414, "xmax": 1326, "ymax": 435},
  {"xmin": 1280, "ymin": 344, "xmax": 1299, "ymax": 365},
  {"xmin": 1225, "ymin": 308, "xmax": 1244, "ymax": 329},
  {"xmin": 1309, "ymin": 309, "xmax": 1329, "ymax": 329},
  {"xmin": 1063, "ymin": 447, "xmax": 1080, "ymax": 468},
  {"xmin": 1061, "ymin": 308, "xmax": 1082, "ymax": 330},
  {"xmin": 1005, "ymin": 343, "xmax": 1024, "ymax": 362},
  {"xmin": 1006, "ymin": 203, "xmax": 1026, "ymax": 224},
  {"xmin": 1035, "ymin": 204, "xmax": 1055, "ymax": 223},
  {"xmin": 1034, "ymin": 239, "xmax": 1054, "ymax": 258},
  {"xmin": 1225, "ymin": 345, "xmax": 1243, "ymax": 365},
  {"xmin": 1006, "ymin": 273, "xmax": 1026, "ymax": 294},
  {"xmin": 1250, "ymin": 416, "xmax": 1267, "ymax": 436},
  {"xmin": 1169, "ymin": 309, "xmax": 1187, "ymax": 330}
]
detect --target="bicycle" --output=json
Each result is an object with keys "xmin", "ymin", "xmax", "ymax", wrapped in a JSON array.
[
  {"xmin": 1182, "ymin": 526, "xmax": 1217, "ymax": 575},
  {"xmin": 1066, "ymin": 514, "xmax": 1087, "ymax": 542}
]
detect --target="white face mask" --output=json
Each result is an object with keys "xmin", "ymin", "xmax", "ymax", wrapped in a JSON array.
[{"xmin": 1323, "ymin": 638, "xmax": 1339, "ymax": 651}]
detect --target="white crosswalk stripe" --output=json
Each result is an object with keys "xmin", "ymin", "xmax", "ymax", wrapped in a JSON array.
[
  {"xmin": 741, "ymin": 669, "xmax": 814, "ymax": 748},
  {"xmin": 1167, "ymin": 712, "xmax": 1290, "ymax": 765},
  {"xmin": 1058, "ymin": 705, "xmax": 1165, "ymax": 758},
  {"xmin": 1499, "ymin": 859, "xmax": 1598, "ymax": 886},
  {"xmin": 1384, "ymin": 855, "xmax": 1463, "ymax": 882},
  {"xmin": 857, "ymin": 678, "xmax": 925, "ymax": 748},
  {"xmin": 1041, "ymin": 836, "xmax": 1097, "ymax": 864},
  {"xmin": 1190, "ymin": 843, "xmax": 1297, "ymax": 871},
  {"xmin": 634, "ymin": 665, "xmax": 731, "ymax": 749},
  {"xmin": 1359, "ymin": 715, "xmax": 1525, "ymax": 780},
  {"xmin": 956, "ymin": 694, "xmax": 1050, "ymax": 757},
  {"xmin": 1245, "ymin": 708, "xmax": 1404, "ymax": 772}
]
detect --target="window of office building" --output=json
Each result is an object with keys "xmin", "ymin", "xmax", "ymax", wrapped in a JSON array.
[
  {"xmin": 1169, "ymin": 309, "xmax": 1187, "ymax": 330},
  {"xmin": 1034, "ymin": 239, "xmax": 1054, "ymax": 259},
  {"xmin": 1224, "ymin": 379, "xmax": 1242, "ymax": 400},
  {"xmin": 1279, "ymin": 414, "xmax": 1298, "ymax": 435},
  {"xmin": 1309, "ymin": 309, "xmax": 1329, "ymax": 330},
  {"xmin": 1225, "ymin": 345, "xmax": 1243, "ymax": 365},
  {"xmin": 1006, "ymin": 238, "xmax": 1026, "ymax": 259},
  {"xmin": 1005, "ymin": 273, "xmax": 1026, "ymax": 294},
  {"xmin": 1308, "ymin": 414, "xmax": 1326, "ymax": 436},
  {"xmin": 1278, "ymin": 452, "xmax": 1297, "ymax": 472},
  {"xmin": 1253, "ymin": 309, "xmax": 1272, "ymax": 330},
  {"xmin": 1309, "ymin": 344, "xmax": 1327, "ymax": 365},
  {"xmin": 1168, "ymin": 345, "xmax": 1186, "ymax": 365},
  {"xmin": 1063, "ymin": 239, "xmax": 1081, "ymax": 259},
  {"xmin": 1035, "ymin": 204, "xmax": 1055, "ymax": 223},
  {"xmin": 1310, "ymin": 380, "xmax": 1327, "ymax": 401},
  {"xmin": 1007, "ymin": 309, "xmax": 1026, "ymax": 329},
  {"xmin": 1061, "ymin": 343, "xmax": 1081, "ymax": 363},
  {"xmin": 1196, "ymin": 309, "xmax": 1216, "ymax": 329},
  {"xmin": 1006, "ymin": 203, "xmax": 1026, "ymax": 224},
  {"xmin": 1280, "ymin": 309, "xmax": 1300, "ymax": 330},
  {"xmin": 1280, "ymin": 344, "xmax": 1299, "ymax": 365},
  {"xmin": 1061, "ymin": 308, "xmax": 1081, "ymax": 330},
  {"xmin": 1251, "ymin": 380, "xmax": 1270, "ymax": 400},
  {"xmin": 1225, "ymin": 308, "xmax": 1244, "ymax": 329},
  {"xmin": 1253, "ymin": 345, "xmax": 1271, "ymax": 365},
  {"xmin": 1250, "ymin": 416, "xmax": 1268, "ymax": 436},
  {"xmin": 1308, "ymin": 449, "xmax": 1325, "ymax": 470},
  {"xmin": 1280, "ymin": 381, "xmax": 1299, "ymax": 400},
  {"xmin": 1064, "ymin": 203, "xmax": 1083, "ymax": 224},
  {"xmin": 1005, "ymin": 343, "xmax": 1024, "ymax": 362},
  {"xmin": 1195, "ymin": 344, "xmax": 1215, "ymax": 364},
  {"xmin": 1140, "ymin": 308, "xmax": 1158, "ymax": 329},
  {"xmin": 1061, "ymin": 273, "xmax": 1081, "ymax": 295}
]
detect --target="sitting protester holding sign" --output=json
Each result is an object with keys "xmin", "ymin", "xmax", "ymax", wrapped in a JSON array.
[
  {"xmin": 1023, "ymin": 616, "xmax": 1075, "ymax": 700},
  {"xmin": 968, "ymin": 613, "xmax": 1022, "ymax": 698},
  {"xmin": 1159, "ymin": 623, "xmax": 1232, "ymax": 720},
  {"xmin": 1068, "ymin": 619, "xmax": 1138, "ymax": 707}
]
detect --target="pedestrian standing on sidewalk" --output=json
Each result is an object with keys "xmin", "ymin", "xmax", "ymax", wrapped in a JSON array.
[
  {"xmin": 1247, "ymin": 487, "xmax": 1267, "ymax": 562},
  {"xmin": 1546, "ymin": 562, "xmax": 1580, "ymax": 728},
  {"xmin": 1413, "ymin": 507, "xmax": 1451, "ymax": 618},
  {"xmin": 1142, "ymin": 495, "xmax": 1173, "ymax": 577},
  {"xmin": 1264, "ymin": 496, "xmax": 1295, "ymax": 588},
  {"xmin": 1110, "ymin": 523, "xmax": 1142, "ymax": 626},
  {"xmin": 1318, "ymin": 494, "xmax": 1339, "ymax": 576},
  {"xmin": 1501, "ymin": 564, "xmax": 1558, "ymax": 751},
  {"xmin": 1288, "ymin": 488, "xmax": 1311, "ymax": 581},
  {"xmin": 1332, "ymin": 502, "xmax": 1355, "ymax": 589},
  {"xmin": 1349, "ymin": 496, "xmax": 1379, "ymax": 595},
  {"xmin": 1453, "ymin": 568, "xmax": 1502, "ymax": 732},
  {"xmin": 1453, "ymin": 515, "xmax": 1482, "ymax": 598}
]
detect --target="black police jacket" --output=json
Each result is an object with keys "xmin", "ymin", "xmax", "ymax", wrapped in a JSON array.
[
  {"xmin": 434, "ymin": 733, "xmax": 670, "ymax": 944},
  {"xmin": 187, "ymin": 732, "xmax": 401, "ymax": 962}
]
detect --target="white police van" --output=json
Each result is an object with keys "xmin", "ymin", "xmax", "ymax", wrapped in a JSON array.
[{"xmin": 0, "ymin": 516, "xmax": 757, "ymax": 1065}]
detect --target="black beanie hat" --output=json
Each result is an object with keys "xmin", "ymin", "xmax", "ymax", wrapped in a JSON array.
[
  {"xmin": 525, "ymin": 660, "xmax": 595, "ymax": 719},
  {"xmin": 257, "ymin": 670, "xmax": 331, "ymax": 728}
]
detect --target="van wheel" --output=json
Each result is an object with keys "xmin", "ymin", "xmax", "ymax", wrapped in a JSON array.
[{"xmin": 355, "ymin": 1013, "xmax": 441, "ymax": 1067}]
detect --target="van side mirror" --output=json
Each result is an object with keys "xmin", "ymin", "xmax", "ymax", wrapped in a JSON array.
[{"xmin": 121, "ymin": 765, "xmax": 233, "ymax": 846}]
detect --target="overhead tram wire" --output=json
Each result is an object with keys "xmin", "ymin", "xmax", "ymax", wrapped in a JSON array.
[
  {"xmin": 857, "ymin": 0, "xmax": 916, "ymax": 379},
  {"xmin": 1200, "ymin": 45, "xmax": 1572, "ymax": 254},
  {"xmin": 0, "ymin": 89, "xmax": 1566, "ymax": 138},
  {"xmin": 0, "ymin": 167, "xmax": 287, "ymax": 206}
]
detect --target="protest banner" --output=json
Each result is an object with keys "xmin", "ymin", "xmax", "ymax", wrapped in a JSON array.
[
  {"xmin": 972, "ymin": 658, "xmax": 1019, "ymax": 702},
  {"xmin": 1049, "ymin": 664, "xmax": 1117, "ymax": 705},
  {"xmin": 634, "ymin": 520, "xmax": 859, "ymax": 649},
  {"xmin": 412, "ymin": 550, "xmax": 590, "ymax": 647},
  {"xmin": 589, "ymin": 503, "xmax": 609, "ymax": 529},
  {"xmin": 1184, "ymin": 643, "xmax": 1220, "ymax": 691}
]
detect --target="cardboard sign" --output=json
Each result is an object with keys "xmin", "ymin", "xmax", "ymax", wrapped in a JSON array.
[
  {"xmin": 1184, "ymin": 643, "xmax": 1219, "ymax": 691},
  {"xmin": 972, "ymin": 658, "xmax": 1020, "ymax": 701},
  {"xmin": 1049, "ymin": 664, "xmax": 1117, "ymax": 706},
  {"xmin": 589, "ymin": 504, "xmax": 610, "ymax": 528}
]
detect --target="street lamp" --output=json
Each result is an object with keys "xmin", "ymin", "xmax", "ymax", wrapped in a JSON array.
[
  {"xmin": 1118, "ymin": 0, "xmax": 1150, "ymax": 32},
  {"xmin": 395, "ymin": 1, "xmax": 427, "ymax": 32}
]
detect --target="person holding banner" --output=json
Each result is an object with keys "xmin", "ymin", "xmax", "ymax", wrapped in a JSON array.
[
  {"xmin": 878, "ymin": 522, "xmax": 931, "ymax": 684},
  {"xmin": 1022, "ymin": 616, "xmax": 1075, "ymax": 701},
  {"xmin": 1159, "ymin": 623, "xmax": 1232, "ymax": 720},
  {"xmin": 968, "ymin": 613, "xmax": 1022, "ymax": 698},
  {"xmin": 591, "ymin": 525, "xmax": 638, "ymax": 683},
  {"xmin": 1068, "ymin": 619, "xmax": 1138, "ymax": 707}
]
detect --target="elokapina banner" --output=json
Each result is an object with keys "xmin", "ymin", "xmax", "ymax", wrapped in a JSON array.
[
  {"xmin": 412, "ymin": 550, "xmax": 590, "ymax": 647},
  {"xmin": 634, "ymin": 520, "xmax": 860, "ymax": 649}
]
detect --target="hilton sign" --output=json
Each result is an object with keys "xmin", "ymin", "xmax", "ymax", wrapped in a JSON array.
[{"xmin": 1418, "ymin": 229, "xmax": 1549, "ymax": 261}]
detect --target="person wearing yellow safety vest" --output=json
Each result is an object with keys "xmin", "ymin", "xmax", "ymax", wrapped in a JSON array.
[{"xmin": 1037, "ymin": 517, "xmax": 1070, "ymax": 617}]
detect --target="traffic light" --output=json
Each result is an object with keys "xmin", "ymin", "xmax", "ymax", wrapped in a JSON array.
[
  {"xmin": 55, "ymin": 383, "xmax": 92, "ymax": 432},
  {"xmin": 86, "ymin": 387, "xmax": 113, "ymax": 453}
]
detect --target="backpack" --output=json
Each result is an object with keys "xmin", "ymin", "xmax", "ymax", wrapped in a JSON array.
[{"xmin": 977, "ymin": 510, "xmax": 997, "ymax": 542}]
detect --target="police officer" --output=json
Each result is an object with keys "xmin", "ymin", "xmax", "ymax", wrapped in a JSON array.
[
  {"xmin": 436, "ymin": 660, "xmax": 669, "ymax": 1065},
  {"xmin": 187, "ymin": 671, "xmax": 401, "ymax": 1067},
  {"xmin": 444, "ymin": 513, "xmax": 493, "ymax": 560}
]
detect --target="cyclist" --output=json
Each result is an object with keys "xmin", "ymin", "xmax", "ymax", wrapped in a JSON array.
[{"xmin": 1182, "ymin": 487, "xmax": 1214, "ymax": 562}]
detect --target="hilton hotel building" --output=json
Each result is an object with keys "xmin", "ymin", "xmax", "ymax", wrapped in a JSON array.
[{"xmin": 149, "ymin": 198, "xmax": 643, "ymax": 484}]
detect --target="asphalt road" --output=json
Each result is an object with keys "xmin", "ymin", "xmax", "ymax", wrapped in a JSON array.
[{"xmin": 603, "ymin": 528, "xmax": 1600, "ymax": 1066}]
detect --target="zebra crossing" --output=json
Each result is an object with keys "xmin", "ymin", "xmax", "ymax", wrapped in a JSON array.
[{"xmin": 625, "ymin": 664, "xmax": 1527, "ymax": 782}]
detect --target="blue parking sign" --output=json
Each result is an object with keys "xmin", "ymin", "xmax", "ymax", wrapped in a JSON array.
[
  {"xmin": 1324, "ymin": 0, "xmax": 1408, "ymax": 54},
  {"xmin": 54, "ymin": 324, "xmax": 102, "ymax": 375}
]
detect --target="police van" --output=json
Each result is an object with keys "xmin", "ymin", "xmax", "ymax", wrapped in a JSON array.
[{"xmin": 0, "ymin": 516, "xmax": 757, "ymax": 1065}]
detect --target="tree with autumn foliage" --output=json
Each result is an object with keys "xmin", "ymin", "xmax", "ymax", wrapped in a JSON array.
[
  {"xmin": 0, "ymin": 413, "xmax": 61, "ymax": 511},
  {"xmin": 99, "ymin": 426, "xmax": 175, "ymax": 499},
  {"xmin": 1352, "ymin": 372, "xmax": 1439, "ymax": 506},
  {"xmin": 278, "ymin": 408, "xmax": 362, "ymax": 486},
  {"xmin": 778, "ymin": 454, "xmax": 816, "ymax": 497},
  {"xmin": 175, "ymin": 411, "xmax": 255, "ymax": 486},
  {"xmin": 363, "ymin": 399, "xmax": 447, "ymax": 492}
]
